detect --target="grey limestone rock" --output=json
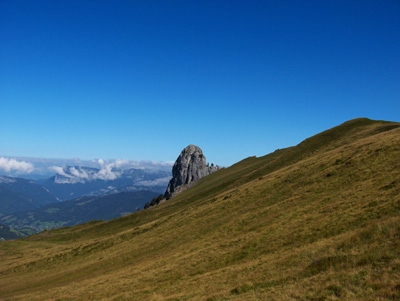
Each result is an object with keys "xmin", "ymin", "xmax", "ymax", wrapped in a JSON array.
[{"xmin": 164, "ymin": 145, "xmax": 219, "ymax": 199}]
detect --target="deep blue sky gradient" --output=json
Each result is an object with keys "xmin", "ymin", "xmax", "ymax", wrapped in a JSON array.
[{"xmin": 1, "ymin": 0, "xmax": 399, "ymax": 166}]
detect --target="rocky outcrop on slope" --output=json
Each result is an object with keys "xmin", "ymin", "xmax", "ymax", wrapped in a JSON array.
[{"xmin": 164, "ymin": 145, "xmax": 220, "ymax": 200}]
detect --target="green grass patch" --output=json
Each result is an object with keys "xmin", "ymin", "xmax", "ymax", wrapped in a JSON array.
[{"xmin": 44, "ymin": 208, "xmax": 60, "ymax": 214}]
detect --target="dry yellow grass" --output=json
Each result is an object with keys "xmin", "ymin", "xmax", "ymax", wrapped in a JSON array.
[{"xmin": 1, "ymin": 118, "xmax": 400, "ymax": 300}]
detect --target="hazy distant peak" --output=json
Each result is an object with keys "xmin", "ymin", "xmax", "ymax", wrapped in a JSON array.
[{"xmin": 0, "ymin": 176, "xmax": 16, "ymax": 184}]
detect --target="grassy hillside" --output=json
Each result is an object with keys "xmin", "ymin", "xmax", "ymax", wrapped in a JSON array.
[{"xmin": 1, "ymin": 118, "xmax": 399, "ymax": 300}]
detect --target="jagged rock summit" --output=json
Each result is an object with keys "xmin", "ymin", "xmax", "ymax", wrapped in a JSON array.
[{"xmin": 164, "ymin": 145, "xmax": 219, "ymax": 200}]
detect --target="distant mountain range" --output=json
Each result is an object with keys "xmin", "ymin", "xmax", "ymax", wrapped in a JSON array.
[
  {"xmin": 2, "ymin": 190, "xmax": 161, "ymax": 233},
  {"xmin": 0, "ymin": 176, "xmax": 58, "ymax": 216},
  {"xmin": 41, "ymin": 166, "xmax": 171, "ymax": 200},
  {"xmin": 0, "ymin": 165, "xmax": 171, "ymax": 237}
]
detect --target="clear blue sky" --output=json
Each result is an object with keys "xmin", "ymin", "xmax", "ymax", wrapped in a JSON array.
[{"xmin": 1, "ymin": 0, "xmax": 399, "ymax": 166}]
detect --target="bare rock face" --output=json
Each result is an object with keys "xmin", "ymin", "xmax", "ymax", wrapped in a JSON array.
[{"xmin": 164, "ymin": 145, "xmax": 219, "ymax": 199}]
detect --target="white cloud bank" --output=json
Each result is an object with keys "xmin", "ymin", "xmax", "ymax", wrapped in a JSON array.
[
  {"xmin": 94, "ymin": 164, "xmax": 121, "ymax": 181},
  {"xmin": 50, "ymin": 163, "xmax": 122, "ymax": 183},
  {"xmin": 0, "ymin": 157, "xmax": 34, "ymax": 174},
  {"xmin": 0, "ymin": 156, "xmax": 173, "ymax": 180}
]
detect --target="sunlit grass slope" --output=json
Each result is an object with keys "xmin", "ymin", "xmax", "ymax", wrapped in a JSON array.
[{"xmin": 1, "ymin": 118, "xmax": 400, "ymax": 300}]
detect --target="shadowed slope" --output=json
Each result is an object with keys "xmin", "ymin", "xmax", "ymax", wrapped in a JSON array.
[{"xmin": 1, "ymin": 118, "xmax": 399, "ymax": 300}]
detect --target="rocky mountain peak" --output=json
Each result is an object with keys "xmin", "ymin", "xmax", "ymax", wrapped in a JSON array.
[{"xmin": 164, "ymin": 145, "xmax": 219, "ymax": 200}]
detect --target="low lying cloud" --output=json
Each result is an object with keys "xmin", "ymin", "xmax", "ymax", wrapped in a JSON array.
[
  {"xmin": 48, "ymin": 157, "xmax": 174, "ymax": 183},
  {"xmin": 50, "ymin": 166, "xmax": 67, "ymax": 176},
  {"xmin": 0, "ymin": 157, "xmax": 34, "ymax": 174},
  {"xmin": 135, "ymin": 176, "xmax": 171, "ymax": 187},
  {"xmin": 97, "ymin": 159, "xmax": 131, "ymax": 169},
  {"xmin": 92, "ymin": 159, "xmax": 173, "ymax": 169},
  {"xmin": 95, "ymin": 165, "xmax": 120, "ymax": 181},
  {"xmin": 50, "ymin": 163, "xmax": 122, "ymax": 183}
]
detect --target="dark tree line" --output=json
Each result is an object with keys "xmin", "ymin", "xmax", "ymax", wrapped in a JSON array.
[{"xmin": 144, "ymin": 194, "xmax": 164, "ymax": 209}]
